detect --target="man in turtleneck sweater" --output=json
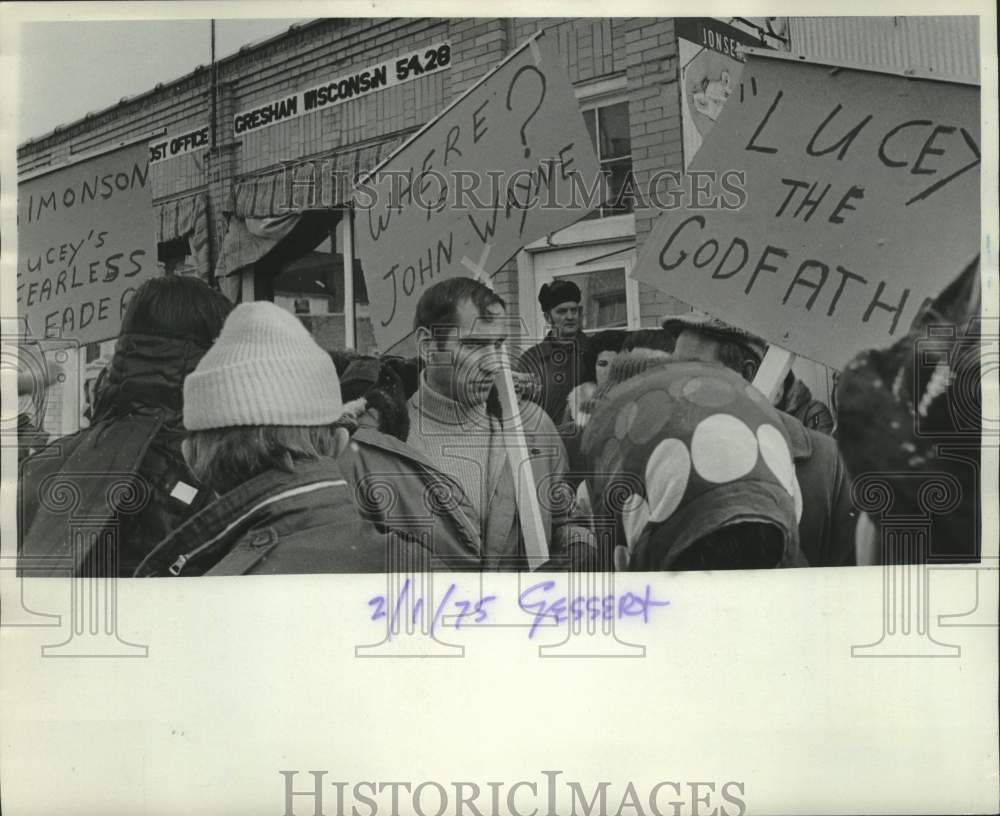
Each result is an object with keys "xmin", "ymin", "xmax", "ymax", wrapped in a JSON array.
[{"xmin": 403, "ymin": 277, "xmax": 593, "ymax": 570}]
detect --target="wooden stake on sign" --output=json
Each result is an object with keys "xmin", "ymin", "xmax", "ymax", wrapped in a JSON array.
[
  {"xmin": 474, "ymin": 271, "xmax": 550, "ymax": 569},
  {"xmin": 493, "ymin": 345, "xmax": 551, "ymax": 570},
  {"xmin": 752, "ymin": 345, "xmax": 796, "ymax": 403},
  {"xmin": 342, "ymin": 211, "xmax": 356, "ymax": 349}
]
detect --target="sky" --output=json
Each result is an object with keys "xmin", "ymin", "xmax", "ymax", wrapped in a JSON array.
[{"xmin": 15, "ymin": 18, "xmax": 310, "ymax": 144}]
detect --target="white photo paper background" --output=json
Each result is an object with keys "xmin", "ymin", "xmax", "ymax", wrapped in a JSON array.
[{"xmin": 1, "ymin": 6, "xmax": 997, "ymax": 816}]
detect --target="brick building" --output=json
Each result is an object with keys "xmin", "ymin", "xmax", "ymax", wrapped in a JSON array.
[{"xmin": 17, "ymin": 15, "xmax": 978, "ymax": 382}]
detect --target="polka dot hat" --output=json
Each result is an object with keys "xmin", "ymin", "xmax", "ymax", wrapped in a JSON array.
[{"xmin": 581, "ymin": 361, "xmax": 802, "ymax": 570}]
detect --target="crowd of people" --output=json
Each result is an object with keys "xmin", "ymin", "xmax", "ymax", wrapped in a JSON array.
[{"xmin": 16, "ymin": 258, "xmax": 982, "ymax": 577}]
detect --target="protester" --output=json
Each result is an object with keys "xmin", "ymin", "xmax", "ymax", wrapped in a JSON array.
[
  {"xmin": 776, "ymin": 370, "xmax": 836, "ymax": 435},
  {"xmin": 19, "ymin": 277, "xmax": 231, "ymax": 577},
  {"xmin": 14, "ymin": 342, "xmax": 60, "ymax": 463},
  {"xmin": 592, "ymin": 329, "xmax": 629, "ymax": 388},
  {"xmin": 580, "ymin": 361, "xmax": 806, "ymax": 570},
  {"xmin": 663, "ymin": 313, "xmax": 856, "ymax": 567},
  {"xmin": 560, "ymin": 332, "xmax": 673, "ymax": 489},
  {"xmin": 330, "ymin": 350, "xmax": 411, "ymax": 442},
  {"xmin": 517, "ymin": 279, "xmax": 596, "ymax": 424},
  {"xmin": 135, "ymin": 301, "xmax": 386, "ymax": 576},
  {"xmin": 349, "ymin": 277, "xmax": 595, "ymax": 571},
  {"xmin": 837, "ymin": 256, "xmax": 981, "ymax": 565}
]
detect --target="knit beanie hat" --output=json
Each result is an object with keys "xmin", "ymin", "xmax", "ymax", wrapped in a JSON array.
[{"xmin": 183, "ymin": 302, "xmax": 344, "ymax": 430}]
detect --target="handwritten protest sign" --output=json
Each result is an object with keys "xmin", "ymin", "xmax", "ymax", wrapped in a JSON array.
[
  {"xmin": 18, "ymin": 141, "xmax": 158, "ymax": 346},
  {"xmin": 354, "ymin": 31, "xmax": 601, "ymax": 351},
  {"xmin": 632, "ymin": 50, "xmax": 980, "ymax": 370}
]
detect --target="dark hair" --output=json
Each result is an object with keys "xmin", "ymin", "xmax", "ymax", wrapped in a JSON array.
[
  {"xmin": 621, "ymin": 329, "xmax": 674, "ymax": 354},
  {"xmin": 716, "ymin": 341, "xmax": 761, "ymax": 381},
  {"xmin": 413, "ymin": 277, "xmax": 505, "ymax": 337},
  {"xmin": 591, "ymin": 329, "xmax": 627, "ymax": 355},
  {"xmin": 121, "ymin": 276, "xmax": 233, "ymax": 349},
  {"xmin": 669, "ymin": 522, "xmax": 785, "ymax": 570}
]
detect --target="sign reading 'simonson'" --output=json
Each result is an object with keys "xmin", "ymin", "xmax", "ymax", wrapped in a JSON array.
[
  {"xmin": 233, "ymin": 42, "xmax": 452, "ymax": 137},
  {"xmin": 17, "ymin": 141, "xmax": 158, "ymax": 346},
  {"xmin": 149, "ymin": 125, "xmax": 209, "ymax": 164},
  {"xmin": 632, "ymin": 50, "xmax": 980, "ymax": 371}
]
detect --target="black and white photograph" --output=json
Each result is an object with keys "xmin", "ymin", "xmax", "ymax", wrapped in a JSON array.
[{"xmin": 1, "ymin": 4, "xmax": 997, "ymax": 814}]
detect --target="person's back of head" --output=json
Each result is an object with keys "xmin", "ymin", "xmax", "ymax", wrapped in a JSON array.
[
  {"xmin": 93, "ymin": 276, "xmax": 234, "ymax": 424},
  {"xmin": 621, "ymin": 328, "xmax": 674, "ymax": 354},
  {"xmin": 182, "ymin": 301, "xmax": 355, "ymax": 495},
  {"xmin": 121, "ymin": 275, "xmax": 233, "ymax": 349}
]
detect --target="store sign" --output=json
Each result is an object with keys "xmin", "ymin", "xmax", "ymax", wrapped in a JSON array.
[
  {"xmin": 149, "ymin": 125, "xmax": 210, "ymax": 164},
  {"xmin": 354, "ymin": 32, "xmax": 601, "ymax": 352},
  {"xmin": 677, "ymin": 18, "xmax": 773, "ymax": 166},
  {"xmin": 17, "ymin": 141, "xmax": 158, "ymax": 346},
  {"xmin": 632, "ymin": 51, "xmax": 980, "ymax": 370},
  {"xmin": 233, "ymin": 42, "xmax": 452, "ymax": 137}
]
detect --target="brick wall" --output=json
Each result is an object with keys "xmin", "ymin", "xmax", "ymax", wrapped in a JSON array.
[
  {"xmin": 17, "ymin": 17, "xmax": 688, "ymax": 336},
  {"xmin": 624, "ymin": 18, "xmax": 688, "ymax": 326}
]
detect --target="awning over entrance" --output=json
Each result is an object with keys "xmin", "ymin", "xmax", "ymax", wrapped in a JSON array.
[
  {"xmin": 154, "ymin": 191, "xmax": 211, "ymax": 280},
  {"xmin": 231, "ymin": 134, "xmax": 409, "ymax": 218},
  {"xmin": 216, "ymin": 133, "xmax": 409, "ymax": 297}
]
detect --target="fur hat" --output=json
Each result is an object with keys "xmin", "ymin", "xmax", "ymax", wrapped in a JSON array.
[{"xmin": 538, "ymin": 280, "xmax": 581, "ymax": 312}]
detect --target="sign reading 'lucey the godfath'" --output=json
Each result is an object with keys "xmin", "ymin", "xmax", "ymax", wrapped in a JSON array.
[
  {"xmin": 233, "ymin": 42, "xmax": 452, "ymax": 137},
  {"xmin": 632, "ymin": 50, "xmax": 980, "ymax": 370},
  {"xmin": 17, "ymin": 141, "xmax": 158, "ymax": 346}
]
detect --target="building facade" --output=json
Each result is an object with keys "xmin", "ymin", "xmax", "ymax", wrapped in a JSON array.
[{"xmin": 17, "ymin": 15, "xmax": 979, "ymax": 374}]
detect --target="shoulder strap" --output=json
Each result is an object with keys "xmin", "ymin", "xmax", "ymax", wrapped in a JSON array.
[{"xmin": 20, "ymin": 416, "xmax": 164, "ymax": 574}]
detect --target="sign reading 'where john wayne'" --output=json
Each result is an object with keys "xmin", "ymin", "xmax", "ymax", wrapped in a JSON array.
[
  {"xmin": 354, "ymin": 31, "xmax": 601, "ymax": 352},
  {"xmin": 632, "ymin": 50, "xmax": 980, "ymax": 371}
]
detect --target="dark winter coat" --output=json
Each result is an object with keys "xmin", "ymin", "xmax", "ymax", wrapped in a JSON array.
[
  {"xmin": 517, "ymin": 332, "xmax": 596, "ymax": 425},
  {"xmin": 778, "ymin": 412, "xmax": 857, "ymax": 567},
  {"xmin": 778, "ymin": 374, "xmax": 835, "ymax": 435},
  {"xmin": 134, "ymin": 456, "xmax": 392, "ymax": 576},
  {"xmin": 18, "ymin": 334, "xmax": 214, "ymax": 577}
]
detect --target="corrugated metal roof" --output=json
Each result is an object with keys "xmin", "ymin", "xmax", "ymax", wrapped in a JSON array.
[{"xmin": 787, "ymin": 16, "xmax": 979, "ymax": 83}]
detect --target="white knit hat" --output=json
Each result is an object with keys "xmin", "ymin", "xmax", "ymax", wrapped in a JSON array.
[{"xmin": 183, "ymin": 302, "xmax": 344, "ymax": 430}]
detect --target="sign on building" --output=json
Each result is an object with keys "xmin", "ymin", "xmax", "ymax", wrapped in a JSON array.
[
  {"xmin": 149, "ymin": 125, "xmax": 210, "ymax": 164},
  {"xmin": 17, "ymin": 141, "xmax": 158, "ymax": 346},
  {"xmin": 233, "ymin": 42, "xmax": 453, "ymax": 137},
  {"xmin": 677, "ymin": 18, "xmax": 775, "ymax": 167},
  {"xmin": 632, "ymin": 50, "xmax": 980, "ymax": 370},
  {"xmin": 354, "ymin": 31, "xmax": 602, "ymax": 351}
]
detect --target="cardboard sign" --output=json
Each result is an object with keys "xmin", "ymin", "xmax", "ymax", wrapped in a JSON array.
[
  {"xmin": 632, "ymin": 51, "xmax": 981, "ymax": 370},
  {"xmin": 17, "ymin": 141, "xmax": 158, "ymax": 346},
  {"xmin": 354, "ymin": 31, "xmax": 601, "ymax": 351}
]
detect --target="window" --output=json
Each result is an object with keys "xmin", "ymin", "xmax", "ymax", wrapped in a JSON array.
[
  {"xmin": 581, "ymin": 100, "xmax": 634, "ymax": 218},
  {"xmin": 555, "ymin": 268, "xmax": 629, "ymax": 330},
  {"xmin": 293, "ymin": 297, "xmax": 311, "ymax": 315},
  {"xmin": 595, "ymin": 291, "xmax": 628, "ymax": 328}
]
